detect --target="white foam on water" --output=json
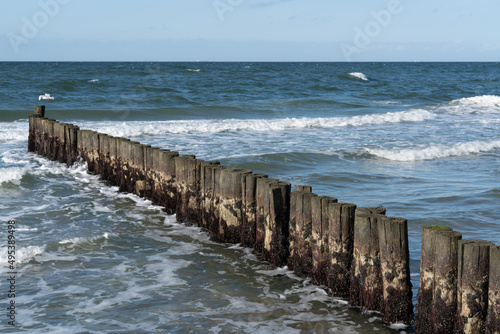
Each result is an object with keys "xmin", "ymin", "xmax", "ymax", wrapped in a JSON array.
[
  {"xmin": 145, "ymin": 252, "xmax": 191, "ymax": 287},
  {"xmin": 0, "ymin": 245, "xmax": 45, "ymax": 273},
  {"xmin": 59, "ymin": 233, "xmax": 111, "ymax": 246},
  {"xmin": 0, "ymin": 121, "xmax": 28, "ymax": 143},
  {"xmin": 84, "ymin": 108, "xmax": 435, "ymax": 137},
  {"xmin": 374, "ymin": 100, "xmax": 400, "ymax": 105},
  {"xmin": 88, "ymin": 79, "xmax": 99, "ymax": 82},
  {"xmin": 366, "ymin": 139, "xmax": 500, "ymax": 162},
  {"xmin": 0, "ymin": 166, "xmax": 27, "ymax": 185},
  {"xmin": 348, "ymin": 72, "xmax": 369, "ymax": 81},
  {"xmin": 72, "ymin": 284, "xmax": 153, "ymax": 315},
  {"xmin": 33, "ymin": 252, "xmax": 79, "ymax": 263},
  {"xmin": 390, "ymin": 322, "xmax": 410, "ymax": 330},
  {"xmin": 162, "ymin": 215, "xmax": 212, "ymax": 242},
  {"xmin": 92, "ymin": 202, "xmax": 114, "ymax": 213},
  {"xmin": 17, "ymin": 227, "xmax": 38, "ymax": 232},
  {"xmin": 440, "ymin": 95, "xmax": 500, "ymax": 115}
]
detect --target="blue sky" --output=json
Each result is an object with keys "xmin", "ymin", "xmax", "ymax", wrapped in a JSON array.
[{"xmin": 1, "ymin": 0, "xmax": 499, "ymax": 61}]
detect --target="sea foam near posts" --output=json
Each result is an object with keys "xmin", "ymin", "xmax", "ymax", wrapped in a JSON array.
[{"xmin": 0, "ymin": 166, "xmax": 27, "ymax": 185}]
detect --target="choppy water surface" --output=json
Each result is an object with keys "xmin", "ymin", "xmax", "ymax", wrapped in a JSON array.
[{"xmin": 1, "ymin": 62, "xmax": 500, "ymax": 333}]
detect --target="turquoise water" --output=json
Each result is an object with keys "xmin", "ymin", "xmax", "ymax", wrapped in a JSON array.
[{"xmin": 1, "ymin": 62, "xmax": 500, "ymax": 333}]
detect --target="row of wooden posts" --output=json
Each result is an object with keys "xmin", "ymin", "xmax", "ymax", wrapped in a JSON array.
[{"xmin": 28, "ymin": 106, "xmax": 500, "ymax": 333}]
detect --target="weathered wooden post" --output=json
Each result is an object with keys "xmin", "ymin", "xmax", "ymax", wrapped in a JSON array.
[
  {"xmin": 90, "ymin": 132, "xmax": 101, "ymax": 174},
  {"xmin": 263, "ymin": 180, "xmax": 291, "ymax": 267},
  {"xmin": 104, "ymin": 136, "xmax": 119, "ymax": 186},
  {"xmin": 486, "ymin": 245, "xmax": 500, "ymax": 334},
  {"xmin": 52, "ymin": 121, "xmax": 64, "ymax": 163},
  {"xmin": 44, "ymin": 119, "xmax": 55, "ymax": 160},
  {"xmin": 217, "ymin": 167, "xmax": 252, "ymax": 243},
  {"xmin": 241, "ymin": 174, "xmax": 267, "ymax": 248},
  {"xmin": 327, "ymin": 202, "xmax": 356, "ymax": 298},
  {"xmin": 378, "ymin": 216, "xmax": 413, "ymax": 325},
  {"xmin": 455, "ymin": 239, "xmax": 493, "ymax": 333},
  {"xmin": 174, "ymin": 155, "xmax": 198, "ymax": 225},
  {"xmin": 415, "ymin": 225, "xmax": 462, "ymax": 334},
  {"xmin": 289, "ymin": 186, "xmax": 312, "ymax": 271},
  {"xmin": 157, "ymin": 149, "xmax": 179, "ymax": 214},
  {"xmin": 349, "ymin": 208, "xmax": 385, "ymax": 312},
  {"xmin": 255, "ymin": 178, "xmax": 274, "ymax": 256},
  {"xmin": 28, "ymin": 115, "xmax": 37, "ymax": 153},
  {"xmin": 209, "ymin": 165, "xmax": 226, "ymax": 238},
  {"xmin": 34, "ymin": 105, "xmax": 45, "ymax": 117},
  {"xmin": 116, "ymin": 138, "xmax": 131, "ymax": 193},
  {"xmin": 142, "ymin": 145, "xmax": 157, "ymax": 200},
  {"xmin": 64, "ymin": 124, "xmax": 79, "ymax": 166},
  {"xmin": 98, "ymin": 134, "xmax": 110, "ymax": 181},
  {"xmin": 311, "ymin": 196, "xmax": 338, "ymax": 286},
  {"xmin": 289, "ymin": 190, "xmax": 317, "ymax": 278},
  {"xmin": 199, "ymin": 161, "xmax": 220, "ymax": 231}
]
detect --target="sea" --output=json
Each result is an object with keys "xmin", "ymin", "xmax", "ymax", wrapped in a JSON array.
[{"xmin": 1, "ymin": 62, "xmax": 499, "ymax": 333}]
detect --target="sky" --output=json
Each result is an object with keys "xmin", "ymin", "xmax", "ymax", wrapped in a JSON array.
[{"xmin": 1, "ymin": 0, "xmax": 499, "ymax": 61}]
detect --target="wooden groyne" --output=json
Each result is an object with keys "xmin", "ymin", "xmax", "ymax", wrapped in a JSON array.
[{"xmin": 28, "ymin": 106, "xmax": 500, "ymax": 332}]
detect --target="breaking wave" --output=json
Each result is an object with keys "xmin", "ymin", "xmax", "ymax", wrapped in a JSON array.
[
  {"xmin": 439, "ymin": 95, "xmax": 500, "ymax": 115},
  {"xmin": 366, "ymin": 140, "xmax": 500, "ymax": 162},
  {"xmin": 86, "ymin": 109, "xmax": 435, "ymax": 137},
  {"xmin": 348, "ymin": 72, "xmax": 369, "ymax": 81}
]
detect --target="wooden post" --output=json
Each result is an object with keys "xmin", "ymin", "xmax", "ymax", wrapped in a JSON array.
[
  {"xmin": 241, "ymin": 174, "xmax": 267, "ymax": 248},
  {"xmin": 264, "ymin": 180, "xmax": 291, "ymax": 267},
  {"xmin": 90, "ymin": 132, "xmax": 101, "ymax": 174},
  {"xmin": 486, "ymin": 245, "xmax": 500, "ymax": 334},
  {"xmin": 311, "ymin": 196, "xmax": 338, "ymax": 286},
  {"xmin": 378, "ymin": 216, "xmax": 413, "ymax": 325},
  {"xmin": 327, "ymin": 202, "xmax": 356, "ymax": 299},
  {"xmin": 65, "ymin": 124, "xmax": 79, "ymax": 166},
  {"xmin": 349, "ymin": 209, "xmax": 385, "ymax": 312},
  {"xmin": 255, "ymin": 178, "xmax": 275, "ymax": 255},
  {"xmin": 415, "ymin": 226, "xmax": 462, "ymax": 334},
  {"xmin": 174, "ymin": 155, "xmax": 197, "ymax": 225},
  {"xmin": 34, "ymin": 105, "xmax": 45, "ymax": 117},
  {"xmin": 28, "ymin": 115, "xmax": 36, "ymax": 153},
  {"xmin": 199, "ymin": 160, "xmax": 220, "ymax": 230},
  {"xmin": 158, "ymin": 149, "xmax": 179, "ymax": 214},
  {"xmin": 117, "ymin": 138, "xmax": 131, "ymax": 193},
  {"xmin": 217, "ymin": 168, "xmax": 252, "ymax": 243},
  {"xmin": 289, "ymin": 191, "xmax": 317, "ymax": 278},
  {"xmin": 45, "ymin": 119, "xmax": 56, "ymax": 160},
  {"xmin": 455, "ymin": 239, "xmax": 493, "ymax": 333},
  {"xmin": 296, "ymin": 185, "xmax": 312, "ymax": 193}
]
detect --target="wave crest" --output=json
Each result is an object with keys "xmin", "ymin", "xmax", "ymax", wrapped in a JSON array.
[
  {"xmin": 441, "ymin": 95, "xmax": 500, "ymax": 115},
  {"xmin": 348, "ymin": 72, "xmax": 368, "ymax": 81},
  {"xmin": 366, "ymin": 140, "xmax": 500, "ymax": 161},
  {"xmin": 0, "ymin": 167, "xmax": 27, "ymax": 185},
  {"xmin": 89, "ymin": 109, "xmax": 435, "ymax": 137}
]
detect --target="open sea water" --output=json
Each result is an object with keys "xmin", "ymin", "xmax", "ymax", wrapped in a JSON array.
[{"xmin": 1, "ymin": 62, "xmax": 500, "ymax": 333}]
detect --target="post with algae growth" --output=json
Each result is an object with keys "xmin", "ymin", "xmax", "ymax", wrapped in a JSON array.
[
  {"xmin": 415, "ymin": 226, "xmax": 462, "ymax": 334},
  {"xmin": 456, "ymin": 239, "xmax": 493, "ymax": 333}
]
